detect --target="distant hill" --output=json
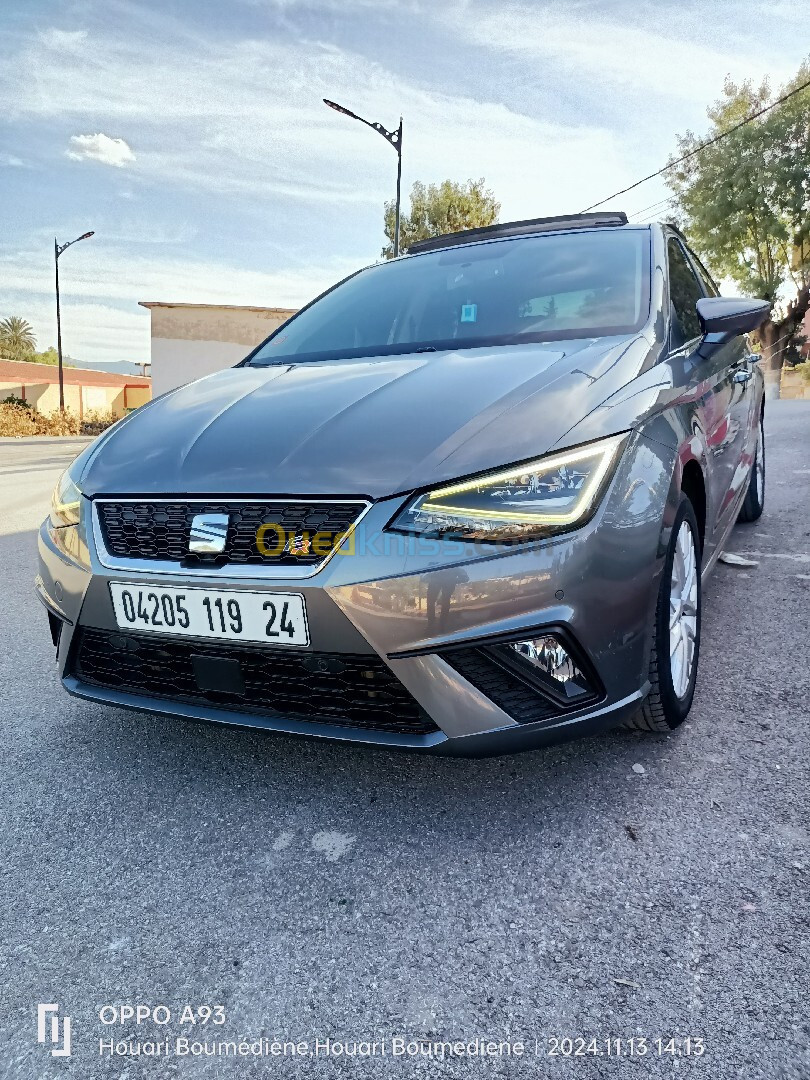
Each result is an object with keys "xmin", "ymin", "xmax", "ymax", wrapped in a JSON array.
[
  {"xmin": 0, "ymin": 349, "xmax": 150, "ymax": 378},
  {"xmin": 66, "ymin": 357, "xmax": 151, "ymax": 378}
]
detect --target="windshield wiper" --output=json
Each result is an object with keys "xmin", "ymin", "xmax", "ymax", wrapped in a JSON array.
[{"xmin": 414, "ymin": 345, "xmax": 437, "ymax": 353}]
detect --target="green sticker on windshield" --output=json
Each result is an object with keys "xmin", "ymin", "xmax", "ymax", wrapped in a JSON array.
[{"xmin": 460, "ymin": 304, "xmax": 478, "ymax": 323}]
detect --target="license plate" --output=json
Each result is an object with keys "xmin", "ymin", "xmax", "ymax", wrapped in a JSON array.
[{"xmin": 108, "ymin": 583, "xmax": 309, "ymax": 647}]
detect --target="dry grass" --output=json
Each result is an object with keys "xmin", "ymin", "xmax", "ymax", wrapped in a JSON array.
[
  {"xmin": 81, "ymin": 409, "xmax": 119, "ymax": 436},
  {"xmin": 0, "ymin": 403, "xmax": 118, "ymax": 437}
]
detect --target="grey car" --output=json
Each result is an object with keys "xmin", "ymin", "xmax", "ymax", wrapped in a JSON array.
[{"xmin": 37, "ymin": 212, "xmax": 769, "ymax": 755}]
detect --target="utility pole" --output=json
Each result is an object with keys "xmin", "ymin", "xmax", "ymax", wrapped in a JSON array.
[{"xmin": 54, "ymin": 231, "xmax": 94, "ymax": 412}]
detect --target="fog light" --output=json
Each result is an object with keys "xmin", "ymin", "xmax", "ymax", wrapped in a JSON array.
[{"xmin": 500, "ymin": 635, "xmax": 592, "ymax": 700}]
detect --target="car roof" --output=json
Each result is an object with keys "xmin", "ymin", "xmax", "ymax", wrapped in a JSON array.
[{"xmin": 406, "ymin": 212, "xmax": 638, "ymax": 255}]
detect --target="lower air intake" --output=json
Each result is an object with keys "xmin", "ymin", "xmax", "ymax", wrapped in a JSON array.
[{"xmin": 72, "ymin": 628, "xmax": 438, "ymax": 736}]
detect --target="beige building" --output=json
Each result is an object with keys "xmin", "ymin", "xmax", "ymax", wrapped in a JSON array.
[
  {"xmin": 0, "ymin": 359, "xmax": 151, "ymax": 417},
  {"xmin": 139, "ymin": 302, "xmax": 297, "ymax": 396}
]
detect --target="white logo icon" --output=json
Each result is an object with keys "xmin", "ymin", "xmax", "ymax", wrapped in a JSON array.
[{"xmin": 37, "ymin": 1004, "xmax": 71, "ymax": 1057}]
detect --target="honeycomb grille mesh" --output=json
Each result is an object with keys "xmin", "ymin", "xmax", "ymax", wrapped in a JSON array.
[
  {"xmin": 96, "ymin": 500, "xmax": 363, "ymax": 567},
  {"xmin": 73, "ymin": 628, "xmax": 438, "ymax": 736}
]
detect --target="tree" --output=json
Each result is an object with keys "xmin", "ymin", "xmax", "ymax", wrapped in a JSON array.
[
  {"xmin": 0, "ymin": 316, "xmax": 37, "ymax": 360},
  {"xmin": 382, "ymin": 178, "xmax": 500, "ymax": 258},
  {"xmin": 31, "ymin": 347, "xmax": 59, "ymax": 366},
  {"xmin": 666, "ymin": 64, "xmax": 810, "ymax": 395}
]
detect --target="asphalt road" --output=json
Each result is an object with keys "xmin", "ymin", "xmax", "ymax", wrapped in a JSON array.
[{"xmin": 1, "ymin": 405, "xmax": 809, "ymax": 1080}]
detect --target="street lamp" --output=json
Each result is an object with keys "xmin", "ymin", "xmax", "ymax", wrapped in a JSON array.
[
  {"xmin": 54, "ymin": 230, "xmax": 94, "ymax": 413},
  {"xmin": 323, "ymin": 98, "xmax": 403, "ymax": 257}
]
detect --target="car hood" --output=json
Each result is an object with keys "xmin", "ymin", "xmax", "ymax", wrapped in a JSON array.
[{"xmin": 78, "ymin": 337, "xmax": 646, "ymax": 499}]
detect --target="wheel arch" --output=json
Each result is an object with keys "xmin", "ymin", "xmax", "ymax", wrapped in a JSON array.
[
  {"xmin": 680, "ymin": 459, "xmax": 707, "ymax": 553},
  {"xmin": 656, "ymin": 443, "xmax": 709, "ymax": 563}
]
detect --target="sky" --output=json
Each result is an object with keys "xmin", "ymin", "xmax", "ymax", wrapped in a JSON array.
[{"xmin": 0, "ymin": 0, "xmax": 805, "ymax": 367}]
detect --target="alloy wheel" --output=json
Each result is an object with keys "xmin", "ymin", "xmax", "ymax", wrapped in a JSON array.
[{"xmin": 669, "ymin": 520, "xmax": 699, "ymax": 699}]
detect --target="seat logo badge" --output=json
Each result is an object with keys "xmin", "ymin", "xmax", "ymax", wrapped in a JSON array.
[{"xmin": 189, "ymin": 513, "xmax": 229, "ymax": 554}]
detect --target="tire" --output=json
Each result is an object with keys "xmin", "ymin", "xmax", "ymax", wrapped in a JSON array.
[
  {"xmin": 624, "ymin": 495, "xmax": 702, "ymax": 733},
  {"xmin": 737, "ymin": 413, "xmax": 765, "ymax": 523}
]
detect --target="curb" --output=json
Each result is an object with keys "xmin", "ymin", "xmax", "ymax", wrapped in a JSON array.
[{"xmin": 0, "ymin": 436, "xmax": 96, "ymax": 445}]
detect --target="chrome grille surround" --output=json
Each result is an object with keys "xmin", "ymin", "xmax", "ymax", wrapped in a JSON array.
[{"xmin": 91, "ymin": 497, "xmax": 372, "ymax": 579}]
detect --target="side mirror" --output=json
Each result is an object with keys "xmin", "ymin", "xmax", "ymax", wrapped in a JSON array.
[{"xmin": 696, "ymin": 296, "xmax": 771, "ymax": 338}]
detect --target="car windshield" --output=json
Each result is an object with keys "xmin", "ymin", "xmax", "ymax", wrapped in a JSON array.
[{"xmin": 249, "ymin": 228, "xmax": 651, "ymax": 365}]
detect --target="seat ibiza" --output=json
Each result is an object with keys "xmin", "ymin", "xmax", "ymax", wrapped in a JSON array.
[{"xmin": 37, "ymin": 212, "xmax": 768, "ymax": 755}]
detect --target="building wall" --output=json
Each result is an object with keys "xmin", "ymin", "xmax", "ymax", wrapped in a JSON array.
[
  {"xmin": 124, "ymin": 385, "xmax": 152, "ymax": 409},
  {"xmin": 0, "ymin": 382, "xmax": 84, "ymax": 414},
  {"xmin": 144, "ymin": 304, "xmax": 296, "ymax": 396},
  {"xmin": 781, "ymin": 368, "xmax": 810, "ymax": 400},
  {"xmin": 83, "ymin": 385, "xmax": 110, "ymax": 413},
  {"xmin": 0, "ymin": 380, "xmax": 150, "ymax": 417},
  {"xmin": 0, "ymin": 383, "xmax": 25, "ymax": 402},
  {"xmin": 150, "ymin": 339, "xmax": 251, "ymax": 396}
]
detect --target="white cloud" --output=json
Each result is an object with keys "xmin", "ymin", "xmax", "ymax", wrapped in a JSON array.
[
  {"xmin": 445, "ymin": 2, "xmax": 796, "ymax": 106},
  {"xmin": 2, "ymin": 22, "xmax": 632, "ymax": 215},
  {"xmin": 0, "ymin": 154, "xmax": 26, "ymax": 167},
  {"xmin": 66, "ymin": 133, "xmax": 135, "ymax": 168},
  {"xmin": 39, "ymin": 28, "xmax": 88, "ymax": 51},
  {"xmin": 1, "ymin": 244, "xmax": 357, "ymax": 310},
  {"xmin": 3, "ymin": 4, "xmax": 804, "ymax": 212}
]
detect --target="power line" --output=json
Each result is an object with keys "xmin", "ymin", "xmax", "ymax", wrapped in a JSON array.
[
  {"xmin": 581, "ymin": 74, "xmax": 810, "ymax": 213},
  {"xmin": 765, "ymin": 328, "xmax": 805, "ymax": 358},
  {"xmin": 629, "ymin": 196, "xmax": 672, "ymax": 218},
  {"xmin": 628, "ymin": 195, "xmax": 677, "ymax": 221}
]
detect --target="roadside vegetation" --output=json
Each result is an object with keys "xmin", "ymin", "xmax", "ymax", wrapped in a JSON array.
[
  {"xmin": 382, "ymin": 178, "xmax": 500, "ymax": 258},
  {"xmin": 0, "ymin": 316, "xmax": 73, "ymax": 366},
  {"xmin": 0, "ymin": 316, "xmax": 37, "ymax": 359},
  {"xmin": 0, "ymin": 401, "xmax": 117, "ymax": 438},
  {"xmin": 667, "ymin": 61, "xmax": 810, "ymax": 389}
]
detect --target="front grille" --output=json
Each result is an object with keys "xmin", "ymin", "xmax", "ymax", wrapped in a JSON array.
[
  {"xmin": 96, "ymin": 500, "xmax": 364, "ymax": 567},
  {"xmin": 72, "ymin": 628, "xmax": 438, "ymax": 736}
]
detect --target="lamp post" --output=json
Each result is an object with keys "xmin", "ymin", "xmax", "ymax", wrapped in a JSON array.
[
  {"xmin": 323, "ymin": 98, "xmax": 403, "ymax": 257},
  {"xmin": 55, "ymin": 231, "xmax": 94, "ymax": 412}
]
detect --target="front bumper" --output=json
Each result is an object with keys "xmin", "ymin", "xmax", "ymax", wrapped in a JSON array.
[{"xmin": 37, "ymin": 432, "xmax": 676, "ymax": 756}]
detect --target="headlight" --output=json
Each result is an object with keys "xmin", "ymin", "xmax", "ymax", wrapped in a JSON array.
[
  {"xmin": 50, "ymin": 469, "xmax": 83, "ymax": 528},
  {"xmin": 389, "ymin": 434, "xmax": 627, "ymax": 542}
]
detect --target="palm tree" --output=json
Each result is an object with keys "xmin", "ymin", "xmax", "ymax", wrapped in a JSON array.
[{"xmin": 0, "ymin": 316, "xmax": 37, "ymax": 360}]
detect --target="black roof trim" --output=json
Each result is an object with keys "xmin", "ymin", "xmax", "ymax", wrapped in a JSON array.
[{"xmin": 407, "ymin": 212, "xmax": 630, "ymax": 255}]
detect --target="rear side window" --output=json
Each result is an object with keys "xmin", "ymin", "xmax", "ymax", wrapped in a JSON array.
[{"xmin": 668, "ymin": 238, "xmax": 703, "ymax": 348}]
